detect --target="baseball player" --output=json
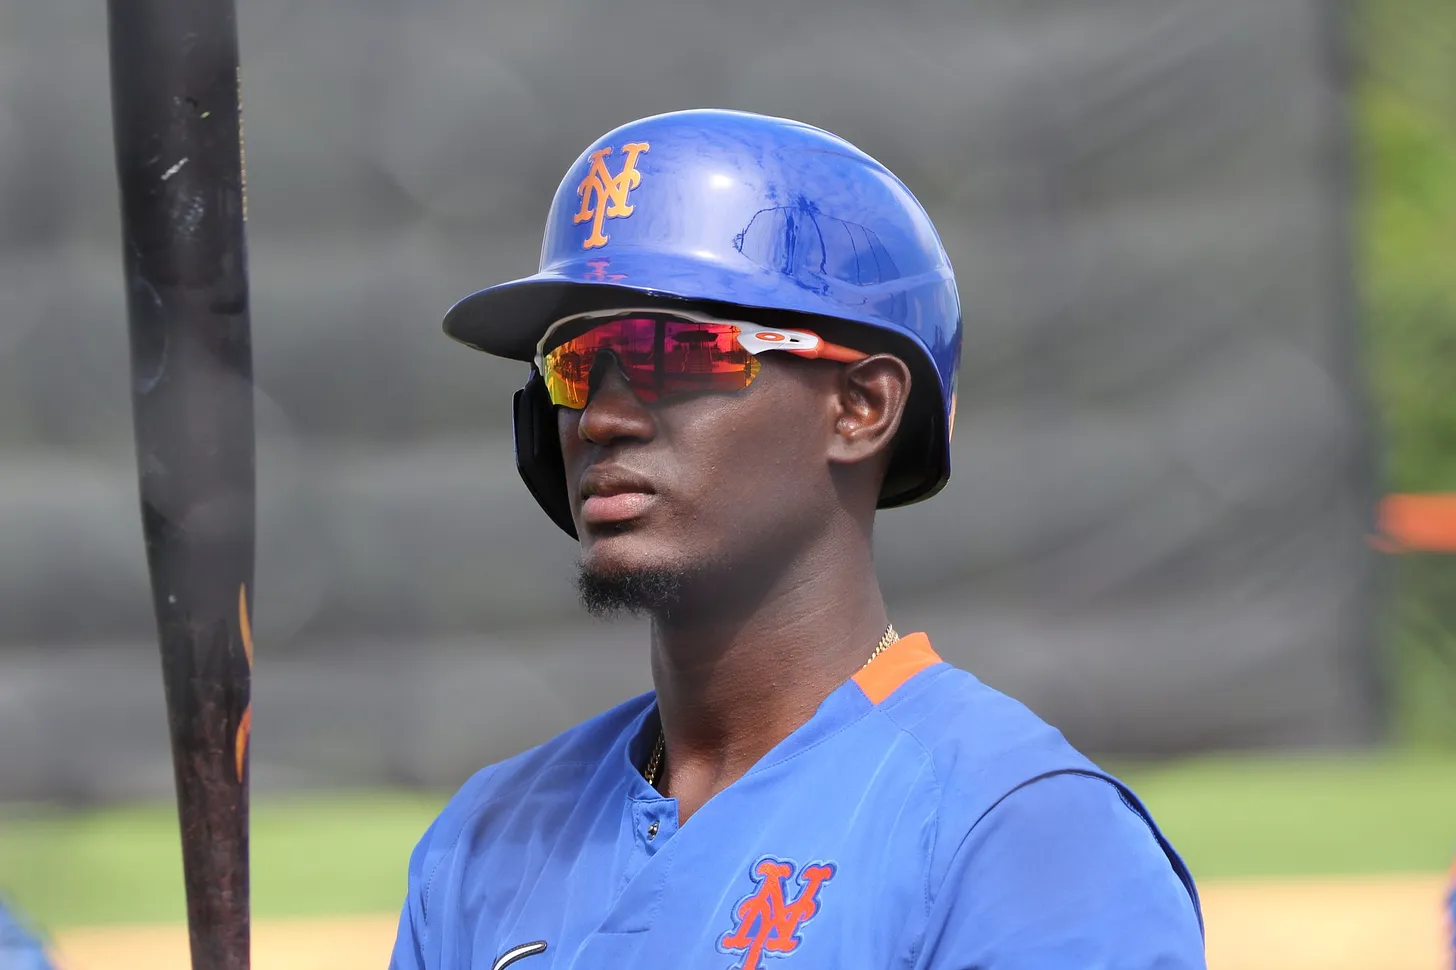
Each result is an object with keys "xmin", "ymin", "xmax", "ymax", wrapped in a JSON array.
[{"xmin": 390, "ymin": 109, "xmax": 1205, "ymax": 970}]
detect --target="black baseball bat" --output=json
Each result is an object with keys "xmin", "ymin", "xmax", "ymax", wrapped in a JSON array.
[{"xmin": 106, "ymin": 0, "xmax": 254, "ymax": 967}]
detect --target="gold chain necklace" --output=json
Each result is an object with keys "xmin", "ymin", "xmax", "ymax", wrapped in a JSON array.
[{"xmin": 642, "ymin": 623, "xmax": 899, "ymax": 786}]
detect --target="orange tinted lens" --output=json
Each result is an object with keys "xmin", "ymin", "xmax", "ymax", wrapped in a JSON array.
[{"xmin": 541, "ymin": 317, "xmax": 761, "ymax": 407}]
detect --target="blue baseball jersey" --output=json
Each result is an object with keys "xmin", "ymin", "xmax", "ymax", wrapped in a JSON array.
[
  {"xmin": 389, "ymin": 634, "xmax": 1205, "ymax": 970},
  {"xmin": 0, "ymin": 899, "xmax": 57, "ymax": 970},
  {"xmin": 1446, "ymin": 854, "xmax": 1455, "ymax": 970}
]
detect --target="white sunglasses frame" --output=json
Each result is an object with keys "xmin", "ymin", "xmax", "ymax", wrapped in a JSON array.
[{"xmin": 533, "ymin": 307, "xmax": 867, "ymax": 372}]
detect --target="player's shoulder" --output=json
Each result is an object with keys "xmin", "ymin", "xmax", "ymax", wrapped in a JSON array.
[
  {"xmin": 879, "ymin": 653, "xmax": 1202, "ymax": 926},
  {"xmin": 419, "ymin": 690, "xmax": 654, "ymax": 848},
  {"xmin": 880, "ymin": 657, "xmax": 1102, "ymax": 792},
  {"xmin": 877, "ymin": 657, "xmax": 1145, "ymax": 850}
]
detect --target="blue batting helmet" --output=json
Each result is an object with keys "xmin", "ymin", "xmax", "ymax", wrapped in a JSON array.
[{"xmin": 443, "ymin": 108, "xmax": 962, "ymax": 538}]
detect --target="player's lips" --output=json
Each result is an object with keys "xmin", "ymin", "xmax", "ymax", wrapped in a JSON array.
[{"xmin": 579, "ymin": 466, "xmax": 658, "ymax": 526}]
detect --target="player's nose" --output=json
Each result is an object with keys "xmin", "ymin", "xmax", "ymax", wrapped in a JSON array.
[{"xmin": 577, "ymin": 361, "xmax": 654, "ymax": 446}]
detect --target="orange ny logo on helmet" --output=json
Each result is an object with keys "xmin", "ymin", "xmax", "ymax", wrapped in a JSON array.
[
  {"xmin": 573, "ymin": 142, "xmax": 649, "ymax": 250},
  {"xmin": 719, "ymin": 857, "xmax": 835, "ymax": 970}
]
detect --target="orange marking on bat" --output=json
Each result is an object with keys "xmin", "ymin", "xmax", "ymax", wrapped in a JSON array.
[
  {"xmin": 239, "ymin": 582, "xmax": 254, "ymax": 669},
  {"xmin": 235, "ymin": 706, "xmax": 251, "ymax": 783},
  {"xmin": 236, "ymin": 582, "xmax": 253, "ymax": 782}
]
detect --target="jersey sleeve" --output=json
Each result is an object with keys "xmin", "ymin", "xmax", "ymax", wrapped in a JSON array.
[
  {"xmin": 388, "ymin": 818, "xmax": 439, "ymax": 970},
  {"xmin": 917, "ymin": 771, "xmax": 1205, "ymax": 970}
]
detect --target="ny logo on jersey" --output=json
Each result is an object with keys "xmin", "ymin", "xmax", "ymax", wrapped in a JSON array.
[
  {"xmin": 719, "ymin": 857, "xmax": 836, "ymax": 970},
  {"xmin": 572, "ymin": 142, "xmax": 649, "ymax": 250}
]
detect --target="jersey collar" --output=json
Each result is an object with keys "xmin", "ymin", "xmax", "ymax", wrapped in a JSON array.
[
  {"xmin": 623, "ymin": 632, "xmax": 944, "ymax": 797},
  {"xmin": 852, "ymin": 632, "xmax": 941, "ymax": 704}
]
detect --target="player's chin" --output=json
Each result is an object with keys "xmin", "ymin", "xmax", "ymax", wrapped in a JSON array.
[
  {"xmin": 577, "ymin": 519, "xmax": 677, "ymax": 574},
  {"xmin": 576, "ymin": 533, "xmax": 695, "ymax": 618}
]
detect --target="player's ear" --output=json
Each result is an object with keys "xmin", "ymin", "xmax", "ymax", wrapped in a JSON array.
[{"xmin": 826, "ymin": 354, "xmax": 911, "ymax": 467}]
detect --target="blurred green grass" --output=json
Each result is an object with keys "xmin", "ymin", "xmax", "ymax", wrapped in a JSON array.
[
  {"xmin": 1116, "ymin": 751, "xmax": 1456, "ymax": 879},
  {"xmin": 1355, "ymin": 0, "xmax": 1456, "ymax": 748},
  {"xmin": 1359, "ymin": 85, "xmax": 1456, "ymax": 494},
  {"xmin": 1385, "ymin": 556, "xmax": 1456, "ymax": 747},
  {"xmin": 2, "ymin": 752, "xmax": 1454, "ymax": 929},
  {"xmin": 0, "ymin": 791, "xmax": 445, "ymax": 929},
  {"xmin": 1358, "ymin": 0, "xmax": 1456, "ymax": 494}
]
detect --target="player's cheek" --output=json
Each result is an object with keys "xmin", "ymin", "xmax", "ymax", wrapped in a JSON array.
[
  {"xmin": 556, "ymin": 411, "xmax": 589, "ymax": 477},
  {"xmin": 556, "ymin": 407, "xmax": 580, "ymax": 446}
]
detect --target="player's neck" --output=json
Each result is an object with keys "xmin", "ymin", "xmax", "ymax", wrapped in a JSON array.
[{"xmin": 646, "ymin": 536, "xmax": 889, "ymax": 823}]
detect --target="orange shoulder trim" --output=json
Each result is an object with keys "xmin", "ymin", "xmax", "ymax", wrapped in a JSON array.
[{"xmin": 853, "ymin": 632, "xmax": 942, "ymax": 705}]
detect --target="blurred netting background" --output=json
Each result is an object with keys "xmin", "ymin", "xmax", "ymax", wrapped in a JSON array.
[{"xmin": 0, "ymin": 0, "xmax": 1452, "ymax": 809}]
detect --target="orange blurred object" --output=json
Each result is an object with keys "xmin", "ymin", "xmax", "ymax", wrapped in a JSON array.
[{"xmin": 1377, "ymin": 494, "xmax": 1456, "ymax": 553}]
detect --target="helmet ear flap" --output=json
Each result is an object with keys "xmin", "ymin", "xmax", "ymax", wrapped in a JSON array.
[{"xmin": 513, "ymin": 370, "xmax": 579, "ymax": 539}]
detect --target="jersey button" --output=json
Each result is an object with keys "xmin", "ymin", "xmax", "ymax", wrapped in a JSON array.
[{"xmin": 647, "ymin": 820, "xmax": 660, "ymax": 840}]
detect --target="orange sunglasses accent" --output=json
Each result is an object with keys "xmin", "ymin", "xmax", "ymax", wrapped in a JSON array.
[{"xmin": 535, "ymin": 308, "xmax": 868, "ymax": 409}]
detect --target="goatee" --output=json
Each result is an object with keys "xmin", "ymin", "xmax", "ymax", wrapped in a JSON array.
[{"xmin": 577, "ymin": 563, "xmax": 687, "ymax": 618}]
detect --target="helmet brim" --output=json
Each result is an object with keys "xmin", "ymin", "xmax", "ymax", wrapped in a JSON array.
[{"xmin": 442, "ymin": 252, "xmax": 953, "ymax": 366}]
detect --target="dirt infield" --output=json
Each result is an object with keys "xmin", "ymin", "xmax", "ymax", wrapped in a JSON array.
[{"xmin": 47, "ymin": 874, "xmax": 1449, "ymax": 970}]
